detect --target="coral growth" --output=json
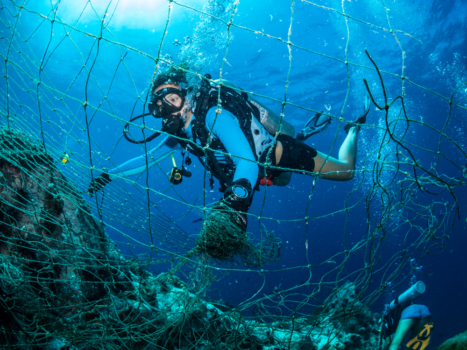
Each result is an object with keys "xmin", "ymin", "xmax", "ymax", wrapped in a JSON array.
[{"xmin": 436, "ymin": 330, "xmax": 467, "ymax": 350}]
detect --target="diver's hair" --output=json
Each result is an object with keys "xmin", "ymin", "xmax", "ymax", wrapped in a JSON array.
[{"xmin": 152, "ymin": 61, "xmax": 190, "ymax": 92}]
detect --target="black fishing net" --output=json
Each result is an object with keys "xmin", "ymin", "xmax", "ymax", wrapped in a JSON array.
[{"xmin": 0, "ymin": 0, "xmax": 465, "ymax": 349}]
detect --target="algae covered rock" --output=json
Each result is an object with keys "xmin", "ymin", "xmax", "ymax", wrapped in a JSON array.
[{"xmin": 437, "ymin": 331, "xmax": 467, "ymax": 350}]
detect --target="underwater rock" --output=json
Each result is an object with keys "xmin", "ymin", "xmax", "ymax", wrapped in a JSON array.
[
  {"xmin": 436, "ymin": 330, "xmax": 467, "ymax": 350},
  {"xmin": 305, "ymin": 281, "xmax": 382, "ymax": 350},
  {"xmin": 0, "ymin": 128, "xmax": 381, "ymax": 349}
]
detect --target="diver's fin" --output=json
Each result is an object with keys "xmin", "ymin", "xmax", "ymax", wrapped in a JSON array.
[
  {"xmin": 344, "ymin": 94, "xmax": 371, "ymax": 133},
  {"xmin": 297, "ymin": 111, "xmax": 332, "ymax": 141},
  {"xmin": 361, "ymin": 94, "xmax": 370, "ymax": 121},
  {"xmin": 364, "ymin": 94, "xmax": 370, "ymax": 115},
  {"xmin": 406, "ymin": 320, "xmax": 434, "ymax": 350}
]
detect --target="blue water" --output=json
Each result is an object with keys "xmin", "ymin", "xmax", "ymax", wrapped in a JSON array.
[{"xmin": 1, "ymin": 0, "xmax": 467, "ymax": 347}]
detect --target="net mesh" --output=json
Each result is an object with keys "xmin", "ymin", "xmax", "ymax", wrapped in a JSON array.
[{"xmin": 0, "ymin": 0, "xmax": 465, "ymax": 349}]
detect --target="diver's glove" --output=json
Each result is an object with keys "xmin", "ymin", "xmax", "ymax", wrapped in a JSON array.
[
  {"xmin": 87, "ymin": 173, "xmax": 112, "ymax": 195},
  {"xmin": 215, "ymin": 178, "xmax": 253, "ymax": 231},
  {"xmin": 344, "ymin": 95, "xmax": 371, "ymax": 133}
]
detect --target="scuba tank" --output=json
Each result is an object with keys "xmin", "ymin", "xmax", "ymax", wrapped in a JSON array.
[{"xmin": 390, "ymin": 281, "xmax": 426, "ymax": 310}]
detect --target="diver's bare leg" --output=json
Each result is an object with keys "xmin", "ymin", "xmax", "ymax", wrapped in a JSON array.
[
  {"xmin": 313, "ymin": 126, "xmax": 359, "ymax": 181},
  {"xmin": 389, "ymin": 319, "xmax": 416, "ymax": 350}
]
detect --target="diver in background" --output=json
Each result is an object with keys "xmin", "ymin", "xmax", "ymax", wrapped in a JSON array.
[
  {"xmin": 381, "ymin": 304, "xmax": 433, "ymax": 350},
  {"xmin": 87, "ymin": 65, "xmax": 369, "ymax": 260},
  {"xmin": 380, "ymin": 282, "xmax": 434, "ymax": 350}
]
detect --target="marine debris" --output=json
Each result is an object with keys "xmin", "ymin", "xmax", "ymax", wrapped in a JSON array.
[
  {"xmin": 195, "ymin": 203, "xmax": 281, "ymax": 267},
  {"xmin": 0, "ymin": 128, "xmax": 382, "ymax": 349}
]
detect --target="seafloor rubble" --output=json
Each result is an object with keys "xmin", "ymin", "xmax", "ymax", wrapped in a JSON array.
[{"xmin": 0, "ymin": 127, "xmax": 382, "ymax": 349}]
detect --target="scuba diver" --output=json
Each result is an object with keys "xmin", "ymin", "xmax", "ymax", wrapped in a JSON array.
[
  {"xmin": 380, "ymin": 282, "xmax": 434, "ymax": 350},
  {"xmin": 87, "ymin": 65, "xmax": 370, "ymax": 262}
]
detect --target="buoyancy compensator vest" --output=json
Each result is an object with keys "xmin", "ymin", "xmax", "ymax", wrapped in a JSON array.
[{"xmin": 177, "ymin": 74, "xmax": 271, "ymax": 189}]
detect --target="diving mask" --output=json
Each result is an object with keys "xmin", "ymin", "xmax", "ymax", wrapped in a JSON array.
[{"xmin": 148, "ymin": 87, "xmax": 188, "ymax": 118}]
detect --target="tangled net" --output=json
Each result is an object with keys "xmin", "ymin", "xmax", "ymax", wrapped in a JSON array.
[
  {"xmin": 194, "ymin": 203, "xmax": 281, "ymax": 267},
  {"xmin": 0, "ymin": 0, "xmax": 466, "ymax": 349}
]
